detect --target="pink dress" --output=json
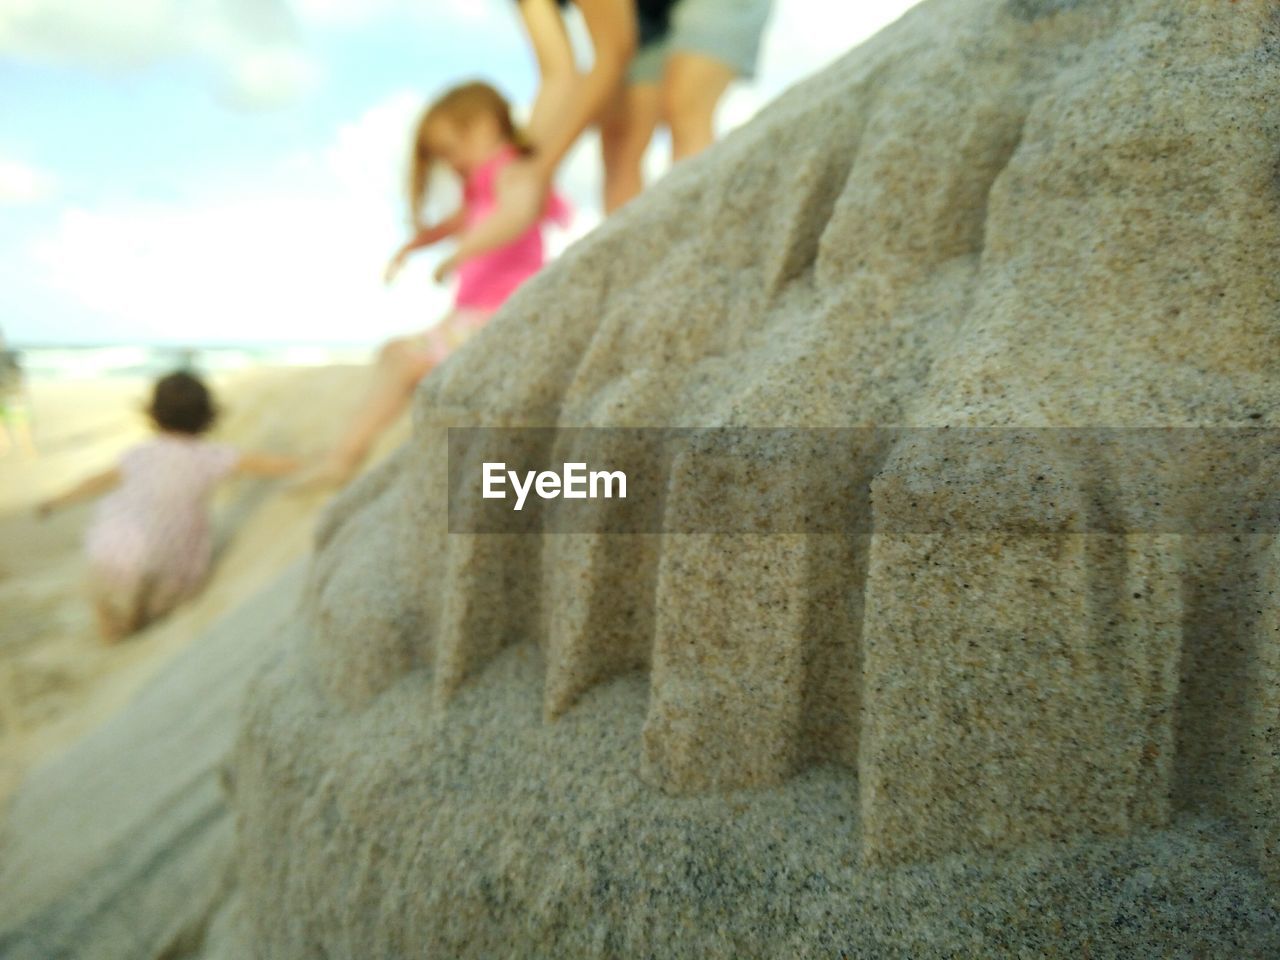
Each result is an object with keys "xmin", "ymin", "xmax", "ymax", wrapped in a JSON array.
[
  {"xmin": 417, "ymin": 147, "xmax": 571, "ymax": 365},
  {"xmin": 85, "ymin": 434, "xmax": 240, "ymax": 617},
  {"xmin": 453, "ymin": 145, "xmax": 572, "ymax": 311}
]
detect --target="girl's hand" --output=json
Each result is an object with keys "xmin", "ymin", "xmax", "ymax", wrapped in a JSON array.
[
  {"xmin": 384, "ymin": 247, "xmax": 411, "ymax": 285},
  {"xmin": 433, "ymin": 253, "xmax": 460, "ymax": 284}
]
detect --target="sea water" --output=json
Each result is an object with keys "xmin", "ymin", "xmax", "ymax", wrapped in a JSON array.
[{"xmin": 13, "ymin": 343, "xmax": 374, "ymax": 382}]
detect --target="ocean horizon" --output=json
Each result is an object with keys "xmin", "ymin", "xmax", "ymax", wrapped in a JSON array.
[{"xmin": 9, "ymin": 342, "xmax": 379, "ymax": 382}]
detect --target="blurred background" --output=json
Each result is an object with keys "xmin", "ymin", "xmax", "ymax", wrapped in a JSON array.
[
  {"xmin": 0, "ymin": 0, "xmax": 918, "ymax": 828},
  {"xmin": 1, "ymin": 0, "xmax": 919, "ymax": 371}
]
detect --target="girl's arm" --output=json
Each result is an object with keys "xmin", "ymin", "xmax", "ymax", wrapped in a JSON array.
[
  {"xmin": 387, "ymin": 208, "xmax": 467, "ymax": 284},
  {"xmin": 406, "ymin": 208, "xmax": 467, "ymax": 250},
  {"xmin": 517, "ymin": 0, "xmax": 581, "ymax": 150},
  {"xmin": 434, "ymin": 166, "xmax": 546, "ymax": 281},
  {"xmin": 38, "ymin": 467, "xmax": 121, "ymax": 517},
  {"xmin": 235, "ymin": 452, "xmax": 301, "ymax": 478}
]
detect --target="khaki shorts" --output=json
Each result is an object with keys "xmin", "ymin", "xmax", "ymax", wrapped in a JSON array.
[{"xmin": 629, "ymin": 0, "xmax": 774, "ymax": 84}]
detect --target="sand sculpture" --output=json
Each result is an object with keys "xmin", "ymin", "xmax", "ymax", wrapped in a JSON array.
[{"xmin": 36, "ymin": 0, "xmax": 1279, "ymax": 954}]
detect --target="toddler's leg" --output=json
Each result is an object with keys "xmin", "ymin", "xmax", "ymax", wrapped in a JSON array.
[
  {"xmin": 141, "ymin": 574, "xmax": 195, "ymax": 627},
  {"xmin": 94, "ymin": 598, "xmax": 133, "ymax": 643},
  {"xmin": 88, "ymin": 568, "xmax": 148, "ymax": 643},
  {"xmin": 309, "ymin": 335, "xmax": 435, "ymax": 486}
]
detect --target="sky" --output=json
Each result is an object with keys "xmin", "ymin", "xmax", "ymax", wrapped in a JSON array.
[{"xmin": 0, "ymin": 0, "xmax": 921, "ymax": 347}]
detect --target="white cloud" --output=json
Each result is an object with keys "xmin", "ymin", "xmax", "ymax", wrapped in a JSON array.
[
  {"xmin": 290, "ymin": 0, "xmax": 506, "ymax": 28},
  {"xmin": 213, "ymin": 41, "xmax": 319, "ymax": 108},
  {"xmin": 758, "ymin": 0, "xmax": 920, "ymax": 88},
  {"xmin": 288, "ymin": 0, "xmax": 396, "ymax": 27},
  {"xmin": 321, "ymin": 90, "xmax": 422, "ymax": 203},
  {"xmin": 0, "ymin": 0, "xmax": 319, "ymax": 106},
  {"xmin": 0, "ymin": 156, "xmax": 58, "ymax": 205},
  {"xmin": 30, "ymin": 190, "xmax": 452, "ymax": 344},
  {"xmin": 27, "ymin": 91, "xmax": 461, "ymax": 344}
]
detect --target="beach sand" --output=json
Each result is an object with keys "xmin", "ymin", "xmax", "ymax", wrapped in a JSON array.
[{"xmin": 0, "ymin": 363, "xmax": 406, "ymax": 805}]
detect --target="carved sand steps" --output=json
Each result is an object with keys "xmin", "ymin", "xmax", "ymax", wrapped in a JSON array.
[{"xmin": 237, "ymin": 11, "xmax": 1280, "ymax": 955}]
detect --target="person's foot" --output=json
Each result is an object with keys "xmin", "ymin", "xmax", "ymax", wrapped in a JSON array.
[{"xmin": 95, "ymin": 604, "xmax": 136, "ymax": 644}]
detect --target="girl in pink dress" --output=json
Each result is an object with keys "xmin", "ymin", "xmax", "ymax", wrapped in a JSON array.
[
  {"xmin": 39, "ymin": 372, "xmax": 299, "ymax": 641},
  {"xmin": 310, "ymin": 81, "xmax": 571, "ymax": 486}
]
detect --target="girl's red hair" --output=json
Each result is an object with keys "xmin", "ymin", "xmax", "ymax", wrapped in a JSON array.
[{"xmin": 407, "ymin": 81, "xmax": 532, "ymax": 230}]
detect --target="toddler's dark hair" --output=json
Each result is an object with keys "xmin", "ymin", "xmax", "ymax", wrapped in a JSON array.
[{"xmin": 149, "ymin": 371, "xmax": 217, "ymax": 435}]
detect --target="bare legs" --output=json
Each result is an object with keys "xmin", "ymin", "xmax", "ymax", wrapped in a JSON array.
[
  {"xmin": 663, "ymin": 52, "xmax": 735, "ymax": 161},
  {"xmin": 94, "ymin": 597, "xmax": 140, "ymax": 644},
  {"xmin": 598, "ymin": 52, "xmax": 738, "ymax": 211},
  {"xmin": 312, "ymin": 337, "xmax": 435, "ymax": 487},
  {"xmin": 600, "ymin": 82, "xmax": 661, "ymax": 214},
  {"xmin": 90, "ymin": 573, "xmax": 155, "ymax": 643},
  {"xmin": 298, "ymin": 309, "xmax": 492, "ymax": 491}
]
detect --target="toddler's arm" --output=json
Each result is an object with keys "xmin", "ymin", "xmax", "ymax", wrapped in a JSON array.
[
  {"xmin": 37, "ymin": 467, "xmax": 121, "ymax": 517},
  {"xmin": 434, "ymin": 167, "xmax": 547, "ymax": 281},
  {"xmin": 235, "ymin": 452, "xmax": 301, "ymax": 478},
  {"xmin": 386, "ymin": 209, "xmax": 466, "ymax": 284}
]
